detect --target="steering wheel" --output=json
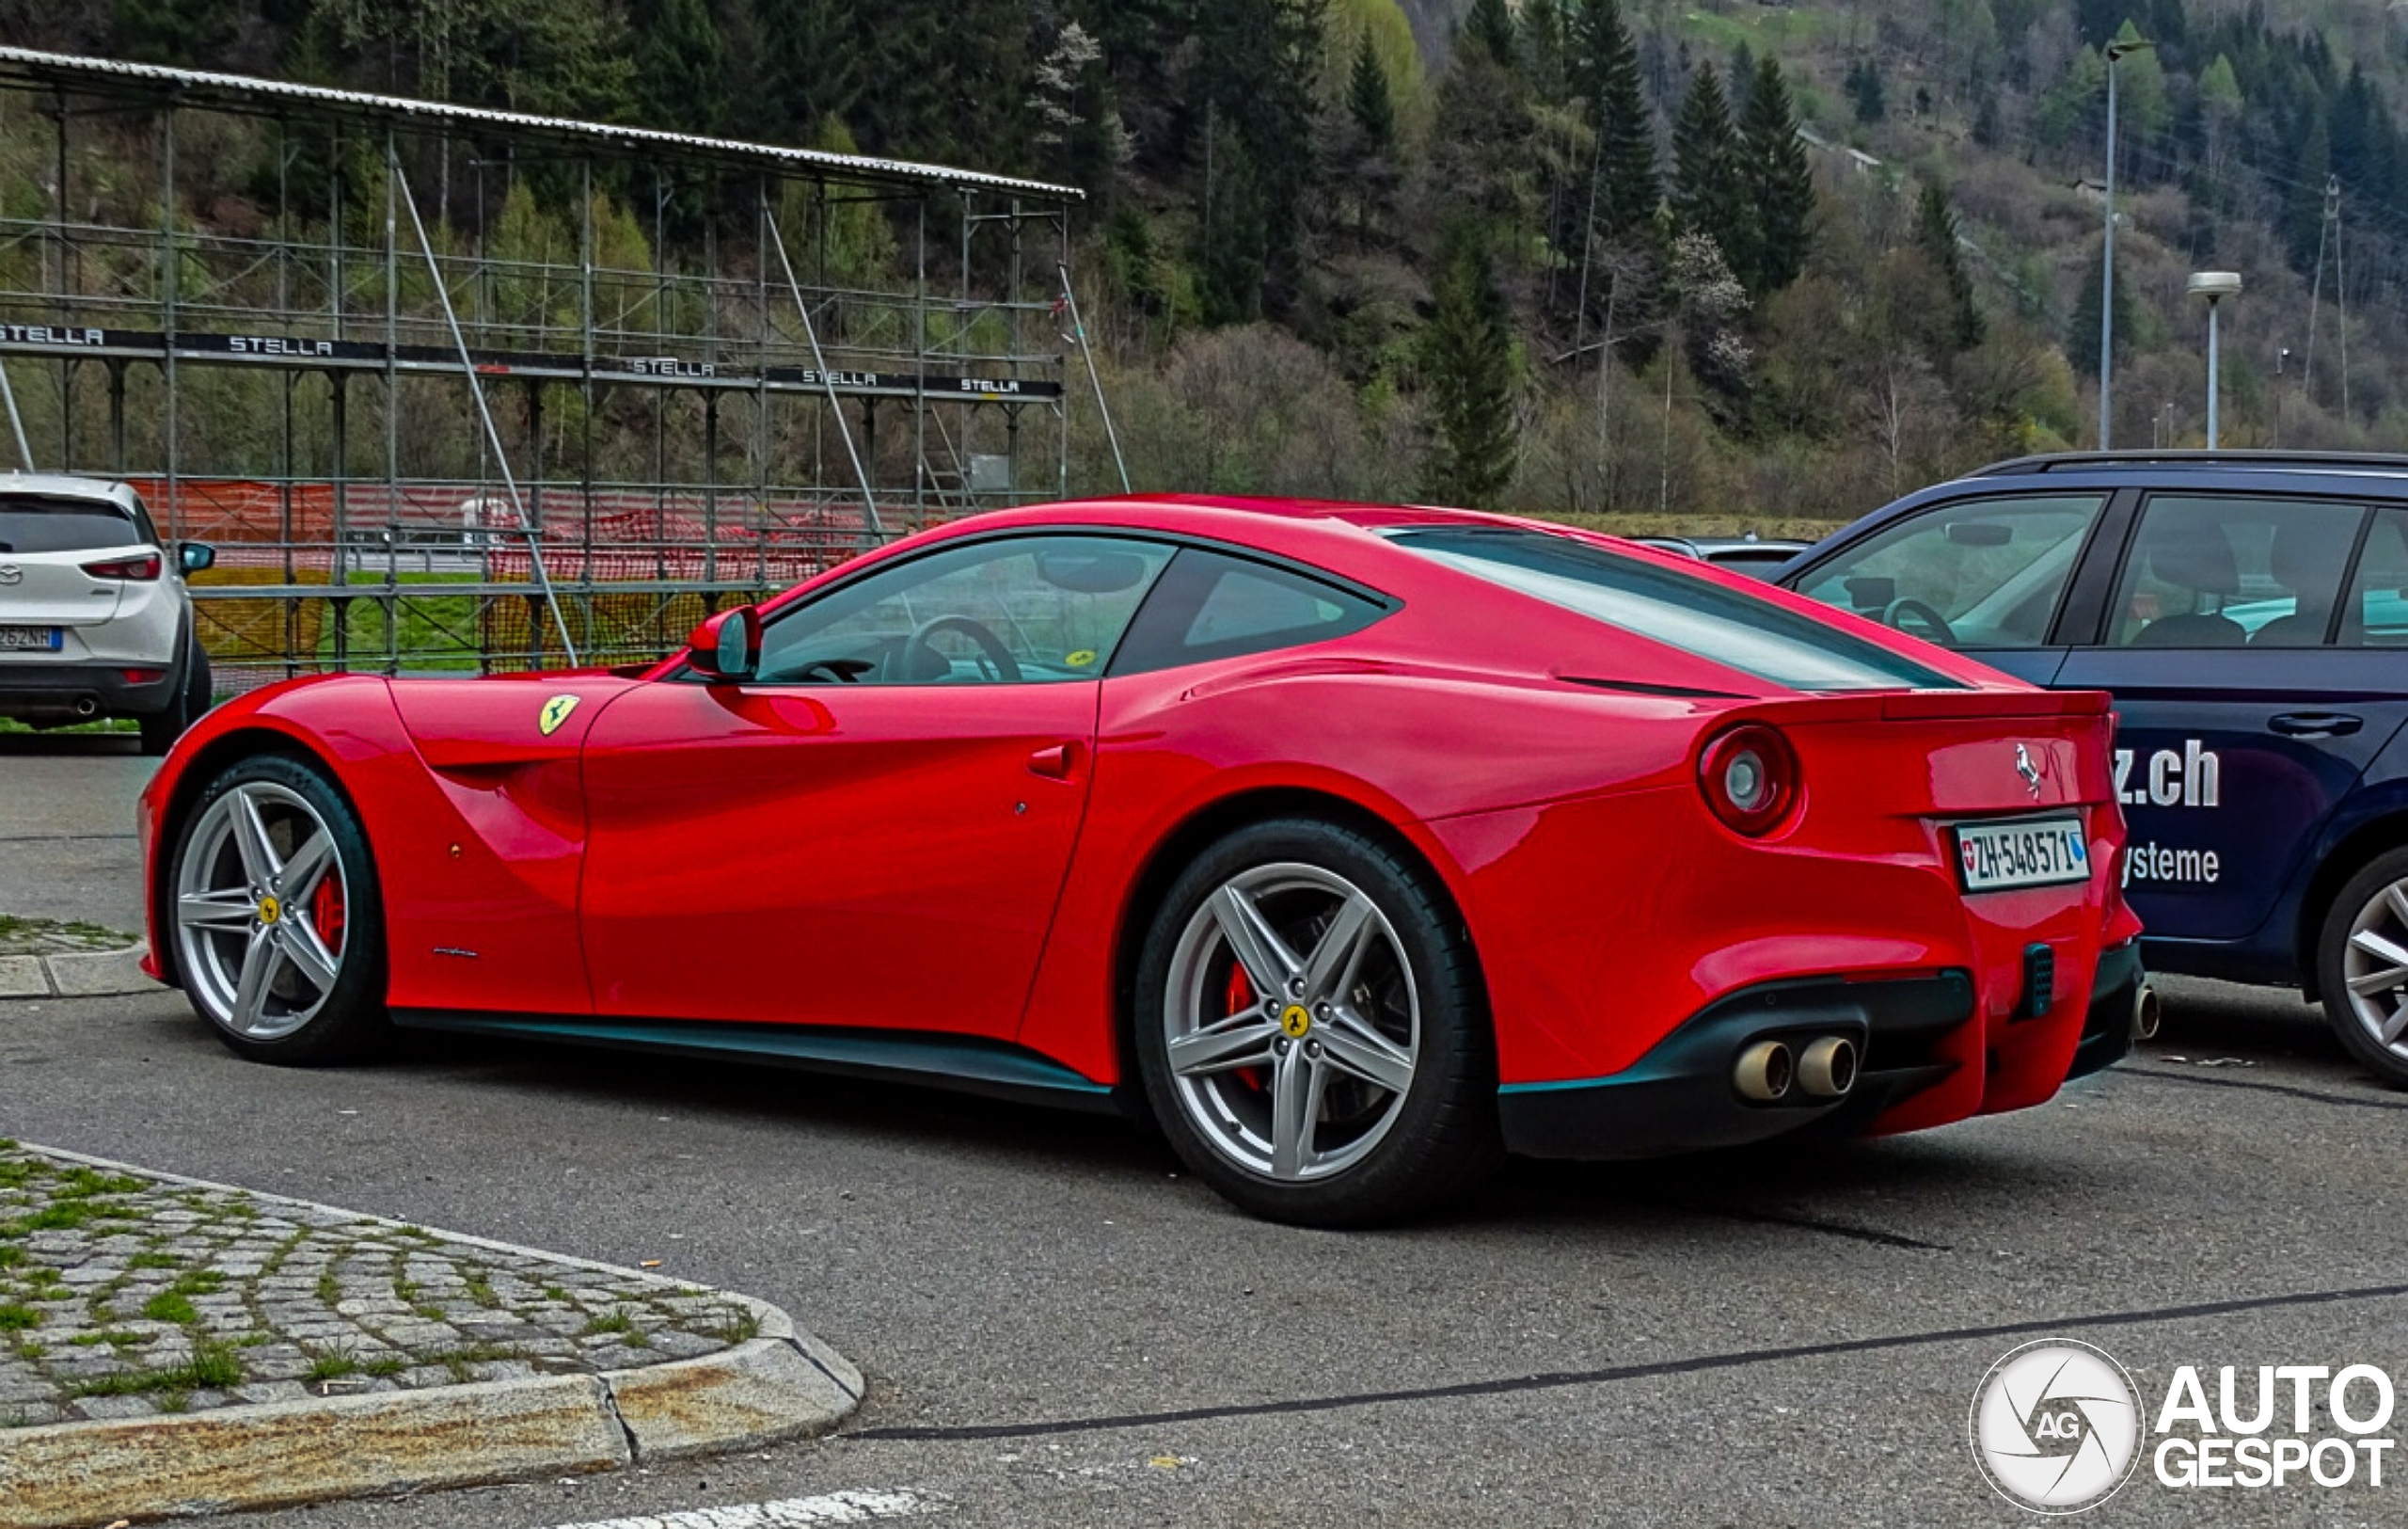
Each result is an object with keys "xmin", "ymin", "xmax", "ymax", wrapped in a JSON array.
[
  {"xmin": 792, "ymin": 659, "xmax": 863, "ymax": 684},
  {"xmin": 1882, "ymin": 597, "xmax": 1958, "ymax": 647},
  {"xmin": 902, "ymin": 613, "xmax": 1022, "ymax": 682}
]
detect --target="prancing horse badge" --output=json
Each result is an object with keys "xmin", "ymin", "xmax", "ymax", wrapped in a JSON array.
[{"xmin": 538, "ymin": 694, "xmax": 581, "ymax": 736}]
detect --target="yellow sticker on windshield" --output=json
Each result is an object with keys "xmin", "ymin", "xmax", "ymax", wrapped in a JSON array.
[{"xmin": 1065, "ymin": 649, "xmax": 1098, "ymax": 668}]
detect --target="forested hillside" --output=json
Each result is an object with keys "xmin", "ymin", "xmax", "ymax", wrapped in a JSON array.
[{"xmin": 9, "ymin": 0, "xmax": 2408, "ymax": 523}]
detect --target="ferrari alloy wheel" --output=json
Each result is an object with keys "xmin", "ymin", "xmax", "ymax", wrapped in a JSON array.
[
  {"xmin": 1135, "ymin": 818, "xmax": 1501, "ymax": 1225},
  {"xmin": 2319, "ymin": 848, "xmax": 2408, "ymax": 1088},
  {"xmin": 172, "ymin": 756, "xmax": 387, "ymax": 1065}
]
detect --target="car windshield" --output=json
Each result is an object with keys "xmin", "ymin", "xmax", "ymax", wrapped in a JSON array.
[
  {"xmin": 0, "ymin": 495, "xmax": 145, "ymax": 554},
  {"xmin": 1390, "ymin": 525, "xmax": 1961, "ymax": 693}
]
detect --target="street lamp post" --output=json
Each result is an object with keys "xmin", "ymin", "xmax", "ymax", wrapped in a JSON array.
[
  {"xmin": 2188, "ymin": 271, "xmax": 2242, "ymax": 449},
  {"xmin": 2099, "ymin": 37, "xmax": 2153, "ymax": 450}
]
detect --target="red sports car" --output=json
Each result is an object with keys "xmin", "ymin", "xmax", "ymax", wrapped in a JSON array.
[{"xmin": 140, "ymin": 499, "xmax": 2149, "ymax": 1224}]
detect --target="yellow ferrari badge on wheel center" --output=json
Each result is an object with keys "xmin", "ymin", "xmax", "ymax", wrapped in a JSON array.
[
  {"xmin": 1280, "ymin": 1004, "xmax": 1312, "ymax": 1039},
  {"xmin": 256, "ymin": 895, "xmax": 281, "ymax": 925},
  {"xmin": 538, "ymin": 694, "xmax": 580, "ymax": 736}
]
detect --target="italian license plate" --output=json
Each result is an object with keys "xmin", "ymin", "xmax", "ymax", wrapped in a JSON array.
[
  {"xmin": 1953, "ymin": 816, "xmax": 2091, "ymax": 893},
  {"xmin": 0, "ymin": 627, "xmax": 61, "ymax": 652}
]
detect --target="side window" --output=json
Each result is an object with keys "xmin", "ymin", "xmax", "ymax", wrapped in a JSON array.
[
  {"xmin": 1111, "ymin": 549, "xmax": 1387, "ymax": 675},
  {"xmin": 2109, "ymin": 496, "xmax": 2365, "ymax": 648},
  {"xmin": 1796, "ymin": 495, "xmax": 2103, "ymax": 648},
  {"xmin": 2343, "ymin": 508, "xmax": 2408, "ymax": 647},
  {"xmin": 752, "ymin": 534, "xmax": 1171, "ymax": 685}
]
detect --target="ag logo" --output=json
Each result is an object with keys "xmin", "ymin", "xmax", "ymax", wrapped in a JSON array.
[
  {"xmin": 537, "ymin": 694, "xmax": 580, "ymax": 736},
  {"xmin": 1971, "ymin": 1339, "xmax": 2142, "ymax": 1514}
]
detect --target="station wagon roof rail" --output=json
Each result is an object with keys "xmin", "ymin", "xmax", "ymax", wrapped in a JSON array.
[{"xmin": 1973, "ymin": 450, "xmax": 2408, "ymax": 477}]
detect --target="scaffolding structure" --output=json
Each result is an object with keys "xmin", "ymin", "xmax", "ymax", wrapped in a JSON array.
[{"xmin": 0, "ymin": 47, "xmax": 1083, "ymax": 685}]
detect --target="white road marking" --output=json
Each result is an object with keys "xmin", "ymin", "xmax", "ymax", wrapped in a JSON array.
[{"xmin": 540, "ymin": 1487, "xmax": 943, "ymax": 1529}]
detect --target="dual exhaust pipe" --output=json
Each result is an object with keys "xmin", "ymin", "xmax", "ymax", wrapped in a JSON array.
[
  {"xmin": 1735, "ymin": 980, "xmax": 2160, "ymax": 1106},
  {"xmin": 1735, "ymin": 1035, "xmax": 1857, "ymax": 1104}
]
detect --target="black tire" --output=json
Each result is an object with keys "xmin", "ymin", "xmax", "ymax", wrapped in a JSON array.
[
  {"xmin": 2315, "ymin": 846, "xmax": 2408, "ymax": 1089},
  {"xmin": 168, "ymin": 753, "xmax": 388, "ymax": 1066},
  {"xmin": 139, "ymin": 638, "xmax": 209, "ymax": 757},
  {"xmin": 1133, "ymin": 817, "xmax": 1502, "ymax": 1226}
]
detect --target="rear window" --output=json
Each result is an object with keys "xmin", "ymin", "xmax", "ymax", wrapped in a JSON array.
[
  {"xmin": 1389, "ymin": 526, "xmax": 1962, "ymax": 693},
  {"xmin": 0, "ymin": 495, "xmax": 148, "ymax": 555}
]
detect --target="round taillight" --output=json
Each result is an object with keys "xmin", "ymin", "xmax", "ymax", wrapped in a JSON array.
[{"xmin": 1700, "ymin": 724, "xmax": 1798, "ymax": 836}]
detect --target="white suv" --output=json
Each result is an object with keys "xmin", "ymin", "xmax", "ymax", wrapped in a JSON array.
[{"xmin": 0, "ymin": 474, "xmax": 214, "ymax": 755}]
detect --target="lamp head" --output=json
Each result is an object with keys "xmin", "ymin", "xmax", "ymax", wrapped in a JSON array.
[
  {"xmin": 2104, "ymin": 38, "xmax": 2154, "ymax": 63},
  {"xmin": 2187, "ymin": 270, "xmax": 2243, "ymax": 300}
]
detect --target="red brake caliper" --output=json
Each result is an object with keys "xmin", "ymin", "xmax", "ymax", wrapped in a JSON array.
[
  {"xmin": 310, "ymin": 876, "xmax": 346, "ymax": 955},
  {"xmin": 1226, "ymin": 964, "xmax": 1265, "ymax": 1091}
]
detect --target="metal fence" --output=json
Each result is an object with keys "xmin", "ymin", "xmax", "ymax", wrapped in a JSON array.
[{"xmin": 0, "ymin": 47, "xmax": 1085, "ymax": 688}]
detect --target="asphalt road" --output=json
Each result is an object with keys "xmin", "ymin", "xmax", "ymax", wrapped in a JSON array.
[{"xmin": 3, "ymin": 737, "xmax": 2405, "ymax": 1527}]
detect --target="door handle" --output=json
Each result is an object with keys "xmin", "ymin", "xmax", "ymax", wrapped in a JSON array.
[
  {"xmin": 1025, "ymin": 742, "xmax": 1081, "ymax": 780},
  {"xmin": 2269, "ymin": 712, "xmax": 2364, "ymax": 739}
]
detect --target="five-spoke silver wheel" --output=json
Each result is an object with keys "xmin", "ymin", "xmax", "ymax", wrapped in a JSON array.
[
  {"xmin": 175, "ymin": 780, "xmax": 349, "ymax": 1042},
  {"xmin": 1162, "ymin": 862, "xmax": 1420, "ymax": 1182},
  {"xmin": 2339, "ymin": 875, "xmax": 2408, "ymax": 1065}
]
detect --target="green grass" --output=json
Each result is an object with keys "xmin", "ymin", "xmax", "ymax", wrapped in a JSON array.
[
  {"xmin": 0, "ymin": 1302, "xmax": 38, "ymax": 1332},
  {"xmin": 361, "ymin": 1355, "xmax": 405, "ymax": 1378},
  {"xmin": 315, "ymin": 1271, "xmax": 340, "ymax": 1305},
  {"xmin": 140, "ymin": 1292, "xmax": 196, "ymax": 1325},
  {"xmin": 64, "ymin": 1337, "xmax": 244, "ymax": 1399},
  {"xmin": 706, "ymin": 1307, "xmax": 761, "ymax": 1346},
  {"xmin": 128, "ymin": 1252, "xmax": 181, "ymax": 1270},
  {"xmin": 462, "ymin": 1266, "xmax": 499, "ymax": 1308},
  {"xmin": 577, "ymin": 1309, "xmax": 637, "ymax": 1338},
  {"xmin": 302, "ymin": 1349, "xmax": 358, "ymax": 1383}
]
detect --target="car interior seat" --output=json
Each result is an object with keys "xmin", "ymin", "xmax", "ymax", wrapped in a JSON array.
[
  {"xmin": 2131, "ymin": 523, "xmax": 2245, "ymax": 646},
  {"xmin": 2249, "ymin": 516, "xmax": 2356, "ymax": 646}
]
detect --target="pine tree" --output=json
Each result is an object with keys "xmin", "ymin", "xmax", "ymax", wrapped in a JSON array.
[
  {"xmin": 1738, "ymin": 55, "xmax": 1813, "ymax": 297},
  {"xmin": 1671, "ymin": 66, "xmax": 1752, "ymax": 295},
  {"xmin": 2067, "ymin": 240, "xmax": 2134, "ymax": 376},
  {"xmin": 1464, "ymin": 0, "xmax": 1518, "ymax": 71},
  {"xmin": 1570, "ymin": 0, "xmax": 1658, "ymax": 244},
  {"xmin": 1197, "ymin": 116, "xmax": 1269, "ymax": 324},
  {"xmin": 1422, "ymin": 229, "xmax": 1518, "ymax": 508},
  {"xmin": 1846, "ymin": 58, "xmax": 1886, "ymax": 123},
  {"xmin": 1348, "ymin": 28, "xmax": 1396, "ymax": 151},
  {"xmin": 1913, "ymin": 181, "xmax": 1985, "ymax": 352},
  {"xmin": 632, "ymin": 0, "xmax": 723, "ymax": 135}
]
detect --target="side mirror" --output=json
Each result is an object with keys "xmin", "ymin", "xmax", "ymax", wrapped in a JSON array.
[
  {"xmin": 1844, "ymin": 575, "xmax": 1897, "ymax": 612},
  {"xmin": 686, "ymin": 605, "xmax": 762, "ymax": 682},
  {"xmin": 179, "ymin": 542, "xmax": 215, "ymax": 574}
]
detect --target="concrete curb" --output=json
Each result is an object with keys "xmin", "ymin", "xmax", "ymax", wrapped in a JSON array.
[
  {"xmin": 0, "ymin": 1145, "xmax": 863, "ymax": 1529},
  {"xmin": 0, "ymin": 940, "xmax": 159, "ymax": 999}
]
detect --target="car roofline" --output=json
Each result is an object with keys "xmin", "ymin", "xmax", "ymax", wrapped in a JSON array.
[
  {"xmin": 1974, "ymin": 449, "xmax": 2408, "ymax": 477},
  {"xmin": 0, "ymin": 472, "xmax": 145, "ymax": 512}
]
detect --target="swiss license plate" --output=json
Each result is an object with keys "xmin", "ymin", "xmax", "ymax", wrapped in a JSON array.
[
  {"xmin": 0, "ymin": 626, "xmax": 62, "ymax": 652},
  {"xmin": 1953, "ymin": 816, "xmax": 2091, "ymax": 893}
]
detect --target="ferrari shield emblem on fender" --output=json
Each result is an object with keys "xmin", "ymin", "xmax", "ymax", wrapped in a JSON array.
[{"xmin": 538, "ymin": 694, "xmax": 581, "ymax": 736}]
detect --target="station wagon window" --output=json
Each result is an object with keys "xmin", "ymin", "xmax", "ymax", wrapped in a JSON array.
[
  {"xmin": 2342, "ymin": 508, "xmax": 2408, "ymax": 647},
  {"xmin": 1392, "ymin": 525, "xmax": 1959, "ymax": 692},
  {"xmin": 752, "ymin": 534, "xmax": 1172, "ymax": 684},
  {"xmin": 1794, "ymin": 494, "xmax": 2103, "ymax": 649},
  {"xmin": 1109, "ymin": 549, "xmax": 1387, "ymax": 674},
  {"xmin": 2108, "ymin": 496, "xmax": 2365, "ymax": 648}
]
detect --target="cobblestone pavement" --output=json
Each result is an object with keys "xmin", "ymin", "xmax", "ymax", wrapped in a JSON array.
[{"xmin": 0, "ymin": 1142, "xmax": 761, "ymax": 1429}]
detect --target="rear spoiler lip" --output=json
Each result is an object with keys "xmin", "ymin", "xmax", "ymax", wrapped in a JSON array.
[{"xmin": 1710, "ymin": 687, "xmax": 2114, "ymax": 726}]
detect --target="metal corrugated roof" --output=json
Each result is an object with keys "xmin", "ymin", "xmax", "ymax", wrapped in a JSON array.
[{"xmin": 0, "ymin": 47, "xmax": 1082, "ymax": 201}]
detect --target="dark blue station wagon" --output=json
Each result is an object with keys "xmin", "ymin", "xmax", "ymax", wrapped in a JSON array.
[{"xmin": 1781, "ymin": 452, "xmax": 2408, "ymax": 1085}]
